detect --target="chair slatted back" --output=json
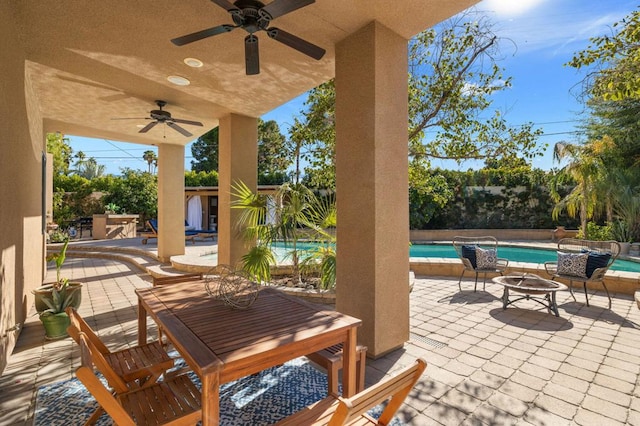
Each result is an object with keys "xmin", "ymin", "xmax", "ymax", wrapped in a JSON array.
[
  {"xmin": 452, "ymin": 236, "xmax": 499, "ymax": 259},
  {"xmin": 66, "ymin": 308, "xmax": 129, "ymax": 393},
  {"xmin": 75, "ymin": 333, "xmax": 137, "ymax": 426},
  {"xmin": 329, "ymin": 359, "xmax": 426, "ymax": 426},
  {"xmin": 66, "ymin": 307, "xmax": 110, "ymax": 355},
  {"xmin": 557, "ymin": 238, "xmax": 620, "ymax": 265}
]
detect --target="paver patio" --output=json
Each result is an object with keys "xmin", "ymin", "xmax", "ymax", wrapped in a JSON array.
[{"xmin": 1, "ymin": 244, "xmax": 639, "ymax": 425}]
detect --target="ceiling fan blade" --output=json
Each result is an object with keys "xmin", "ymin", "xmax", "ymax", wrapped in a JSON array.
[
  {"xmin": 267, "ymin": 28, "xmax": 325, "ymax": 60},
  {"xmin": 111, "ymin": 117, "xmax": 148, "ymax": 120},
  {"xmin": 167, "ymin": 121, "xmax": 193, "ymax": 137},
  {"xmin": 261, "ymin": 0, "xmax": 314, "ymax": 20},
  {"xmin": 172, "ymin": 118, "xmax": 204, "ymax": 127},
  {"xmin": 171, "ymin": 25, "xmax": 236, "ymax": 46},
  {"xmin": 139, "ymin": 121, "xmax": 159, "ymax": 133},
  {"xmin": 210, "ymin": 0, "xmax": 239, "ymax": 12},
  {"xmin": 245, "ymin": 34, "xmax": 260, "ymax": 75}
]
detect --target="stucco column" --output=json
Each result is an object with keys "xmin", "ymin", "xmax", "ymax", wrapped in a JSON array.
[
  {"xmin": 218, "ymin": 114, "xmax": 258, "ymax": 267},
  {"xmin": 0, "ymin": 4, "xmax": 46, "ymax": 372},
  {"xmin": 335, "ymin": 21, "xmax": 409, "ymax": 357},
  {"xmin": 157, "ymin": 143, "xmax": 185, "ymax": 262}
]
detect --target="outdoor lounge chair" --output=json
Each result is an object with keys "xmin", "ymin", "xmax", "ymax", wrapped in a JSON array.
[
  {"xmin": 74, "ymin": 332, "xmax": 202, "ymax": 426},
  {"xmin": 275, "ymin": 358, "xmax": 426, "ymax": 425},
  {"xmin": 544, "ymin": 238, "xmax": 620, "ymax": 309},
  {"xmin": 185, "ymin": 220, "xmax": 217, "ymax": 241},
  {"xmin": 452, "ymin": 236, "xmax": 509, "ymax": 292},
  {"xmin": 140, "ymin": 219, "xmax": 196, "ymax": 245}
]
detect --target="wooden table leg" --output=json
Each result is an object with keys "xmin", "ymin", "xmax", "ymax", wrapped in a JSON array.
[
  {"xmin": 138, "ymin": 298, "xmax": 147, "ymax": 346},
  {"xmin": 342, "ymin": 327, "xmax": 358, "ymax": 397},
  {"xmin": 201, "ymin": 373, "xmax": 220, "ymax": 426}
]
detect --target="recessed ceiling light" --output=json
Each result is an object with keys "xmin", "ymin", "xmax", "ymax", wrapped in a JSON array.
[
  {"xmin": 167, "ymin": 75, "xmax": 190, "ymax": 86},
  {"xmin": 184, "ymin": 58, "xmax": 203, "ymax": 68}
]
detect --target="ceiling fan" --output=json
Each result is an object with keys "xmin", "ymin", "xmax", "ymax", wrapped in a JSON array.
[
  {"xmin": 171, "ymin": 0, "xmax": 325, "ymax": 75},
  {"xmin": 113, "ymin": 100, "xmax": 203, "ymax": 137}
]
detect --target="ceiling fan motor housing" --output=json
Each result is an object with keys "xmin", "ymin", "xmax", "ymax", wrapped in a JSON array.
[
  {"xmin": 150, "ymin": 109, "xmax": 171, "ymax": 121},
  {"xmin": 233, "ymin": 0, "xmax": 270, "ymax": 33}
]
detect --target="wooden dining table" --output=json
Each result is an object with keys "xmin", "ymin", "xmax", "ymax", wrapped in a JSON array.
[{"xmin": 136, "ymin": 281, "xmax": 362, "ymax": 426}]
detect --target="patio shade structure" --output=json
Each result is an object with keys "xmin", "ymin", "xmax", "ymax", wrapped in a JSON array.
[{"xmin": 0, "ymin": 0, "xmax": 480, "ymax": 371}]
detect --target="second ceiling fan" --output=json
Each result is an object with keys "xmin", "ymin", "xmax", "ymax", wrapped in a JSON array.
[{"xmin": 171, "ymin": 0, "xmax": 325, "ymax": 75}]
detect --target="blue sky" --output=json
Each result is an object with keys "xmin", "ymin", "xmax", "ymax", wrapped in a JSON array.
[{"xmin": 67, "ymin": 0, "xmax": 637, "ymax": 175}]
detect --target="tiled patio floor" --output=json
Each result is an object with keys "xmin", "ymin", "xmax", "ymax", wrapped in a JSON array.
[{"xmin": 2, "ymin": 251, "xmax": 640, "ymax": 425}]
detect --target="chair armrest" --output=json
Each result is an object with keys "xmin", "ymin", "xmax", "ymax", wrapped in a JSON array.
[
  {"xmin": 460, "ymin": 257, "xmax": 474, "ymax": 270},
  {"xmin": 588, "ymin": 266, "xmax": 610, "ymax": 281},
  {"xmin": 544, "ymin": 262, "xmax": 558, "ymax": 276},
  {"xmin": 496, "ymin": 258, "xmax": 509, "ymax": 268}
]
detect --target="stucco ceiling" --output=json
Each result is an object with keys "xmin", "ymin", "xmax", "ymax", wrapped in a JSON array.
[{"xmin": 12, "ymin": 0, "xmax": 478, "ymax": 146}]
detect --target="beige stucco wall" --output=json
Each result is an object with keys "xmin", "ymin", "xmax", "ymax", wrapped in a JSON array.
[
  {"xmin": 157, "ymin": 143, "xmax": 187, "ymax": 262},
  {"xmin": 335, "ymin": 21, "xmax": 410, "ymax": 357},
  {"xmin": 0, "ymin": 3, "xmax": 46, "ymax": 374},
  {"xmin": 217, "ymin": 114, "xmax": 258, "ymax": 267}
]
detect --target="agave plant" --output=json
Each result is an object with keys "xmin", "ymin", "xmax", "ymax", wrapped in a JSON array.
[{"xmin": 38, "ymin": 280, "xmax": 77, "ymax": 317}]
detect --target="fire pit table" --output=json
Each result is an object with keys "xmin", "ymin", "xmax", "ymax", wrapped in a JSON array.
[{"xmin": 492, "ymin": 274, "xmax": 568, "ymax": 317}]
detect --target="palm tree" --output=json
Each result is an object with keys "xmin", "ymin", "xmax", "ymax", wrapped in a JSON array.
[
  {"xmin": 76, "ymin": 158, "xmax": 105, "ymax": 179},
  {"xmin": 231, "ymin": 181, "xmax": 337, "ymax": 288},
  {"xmin": 142, "ymin": 150, "xmax": 157, "ymax": 173},
  {"xmin": 550, "ymin": 140, "xmax": 607, "ymax": 237}
]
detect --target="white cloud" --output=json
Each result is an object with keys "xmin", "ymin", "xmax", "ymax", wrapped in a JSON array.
[{"xmin": 480, "ymin": 0, "xmax": 547, "ymax": 16}]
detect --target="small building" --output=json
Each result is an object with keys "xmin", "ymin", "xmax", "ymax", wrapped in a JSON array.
[{"xmin": 185, "ymin": 185, "xmax": 279, "ymax": 232}]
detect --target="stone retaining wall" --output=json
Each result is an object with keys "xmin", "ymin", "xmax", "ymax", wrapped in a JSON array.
[{"xmin": 410, "ymin": 228, "xmax": 578, "ymax": 241}]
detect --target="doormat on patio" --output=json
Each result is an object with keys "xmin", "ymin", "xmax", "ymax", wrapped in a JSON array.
[{"xmin": 34, "ymin": 357, "xmax": 403, "ymax": 425}]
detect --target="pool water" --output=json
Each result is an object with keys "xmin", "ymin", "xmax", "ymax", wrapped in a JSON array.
[
  {"xmin": 269, "ymin": 242, "xmax": 640, "ymax": 273},
  {"xmin": 409, "ymin": 245, "xmax": 640, "ymax": 273}
]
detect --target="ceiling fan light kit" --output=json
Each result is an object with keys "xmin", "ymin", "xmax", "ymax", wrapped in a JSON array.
[{"xmin": 171, "ymin": 0, "xmax": 325, "ymax": 75}]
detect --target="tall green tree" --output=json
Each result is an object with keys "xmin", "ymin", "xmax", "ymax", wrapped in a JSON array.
[
  {"xmin": 46, "ymin": 133, "xmax": 73, "ymax": 176},
  {"xmin": 582, "ymin": 97, "xmax": 640, "ymax": 168},
  {"xmin": 191, "ymin": 127, "xmax": 219, "ymax": 172},
  {"xmin": 74, "ymin": 158, "xmax": 106, "ymax": 180},
  {"xmin": 291, "ymin": 9, "xmax": 544, "ymax": 189},
  {"xmin": 408, "ymin": 12, "xmax": 543, "ymax": 162},
  {"xmin": 258, "ymin": 119, "xmax": 292, "ymax": 176},
  {"xmin": 142, "ymin": 150, "xmax": 157, "ymax": 173},
  {"xmin": 102, "ymin": 168, "xmax": 157, "ymax": 223},
  {"xmin": 568, "ymin": 8, "xmax": 640, "ymax": 101},
  {"xmin": 190, "ymin": 121, "xmax": 291, "ymax": 183},
  {"xmin": 549, "ymin": 139, "xmax": 612, "ymax": 236}
]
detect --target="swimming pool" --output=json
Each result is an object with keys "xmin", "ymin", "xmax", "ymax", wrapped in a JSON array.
[{"xmin": 269, "ymin": 242, "xmax": 640, "ymax": 273}]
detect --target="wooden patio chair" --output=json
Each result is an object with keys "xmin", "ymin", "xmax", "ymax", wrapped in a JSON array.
[
  {"xmin": 66, "ymin": 307, "xmax": 175, "ymax": 424},
  {"xmin": 452, "ymin": 236, "xmax": 509, "ymax": 291},
  {"xmin": 66, "ymin": 307, "xmax": 174, "ymax": 385},
  {"xmin": 75, "ymin": 332, "xmax": 202, "ymax": 426},
  {"xmin": 275, "ymin": 358, "xmax": 426, "ymax": 426},
  {"xmin": 544, "ymin": 238, "xmax": 620, "ymax": 309},
  {"xmin": 306, "ymin": 343, "xmax": 368, "ymax": 396}
]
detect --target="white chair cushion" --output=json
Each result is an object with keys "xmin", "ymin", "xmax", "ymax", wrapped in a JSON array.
[
  {"xmin": 475, "ymin": 247, "xmax": 497, "ymax": 269},
  {"xmin": 557, "ymin": 252, "xmax": 588, "ymax": 278}
]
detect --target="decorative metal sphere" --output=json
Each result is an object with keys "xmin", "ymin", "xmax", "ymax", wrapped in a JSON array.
[{"xmin": 204, "ymin": 265, "xmax": 260, "ymax": 309}]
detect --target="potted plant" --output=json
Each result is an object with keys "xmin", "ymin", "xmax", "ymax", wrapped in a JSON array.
[
  {"xmin": 34, "ymin": 239, "xmax": 82, "ymax": 315},
  {"xmin": 104, "ymin": 202, "xmax": 120, "ymax": 214},
  {"xmin": 37, "ymin": 279, "xmax": 79, "ymax": 339}
]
